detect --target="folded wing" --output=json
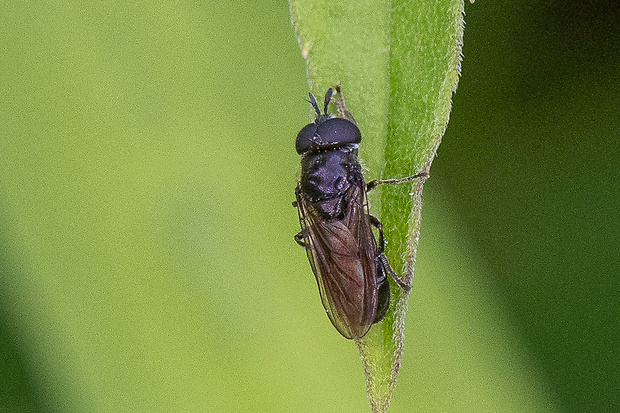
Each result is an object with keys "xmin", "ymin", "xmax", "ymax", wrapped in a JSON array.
[{"xmin": 296, "ymin": 181, "xmax": 378, "ymax": 339}]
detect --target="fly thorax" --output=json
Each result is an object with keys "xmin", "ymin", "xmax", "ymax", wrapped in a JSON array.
[{"xmin": 300, "ymin": 149, "xmax": 356, "ymax": 202}]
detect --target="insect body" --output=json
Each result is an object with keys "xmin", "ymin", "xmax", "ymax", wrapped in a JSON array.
[{"xmin": 294, "ymin": 86, "xmax": 424, "ymax": 339}]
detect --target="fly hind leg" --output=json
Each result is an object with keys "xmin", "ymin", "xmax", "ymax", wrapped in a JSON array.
[
  {"xmin": 373, "ymin": 260, "xmax": 391, "ymax": 323},
  {"xmin": 369, "ymin": 215, "xmax": 411, "ymax": 293}
]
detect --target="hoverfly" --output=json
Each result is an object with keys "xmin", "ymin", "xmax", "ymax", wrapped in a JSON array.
[{"xmin": 293, "ymin": 86, "xmax": 426, "ymax": 339}]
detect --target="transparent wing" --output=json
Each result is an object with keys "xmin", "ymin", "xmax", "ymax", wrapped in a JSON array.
[{"xmin": 295, "ymin": 178, "xmax": 378, "ymax": 339}]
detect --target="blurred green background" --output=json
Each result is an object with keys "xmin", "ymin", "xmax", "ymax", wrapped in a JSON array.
[{"xmin": 0, "ymin": 1, "xmax": 617, "ymax": 412}]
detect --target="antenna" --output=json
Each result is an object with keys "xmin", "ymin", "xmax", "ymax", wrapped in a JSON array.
[
  {"xmin": 308, "ymin": 93, "xmax": 321, "ymax": 117},
  {"xmin": 323, "ymin": 88, "xmax": 334, "ymax": 114}
]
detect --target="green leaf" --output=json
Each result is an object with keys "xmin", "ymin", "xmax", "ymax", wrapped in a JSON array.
[{"xmin": 289, "ymin": 0, "xmax": 464, "ymax": 411}]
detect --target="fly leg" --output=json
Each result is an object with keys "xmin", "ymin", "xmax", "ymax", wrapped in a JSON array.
[
  {"xmin": 373, "ymin": 259, "xmax": 390, "ymax": 323},
  {"xmin": 369, "ymin": 215, "xmax": 411, "ymax": 293},
  {"xmin": 366, "ymin": 171, "xmax": 428, "ymax": 192},
  {"xmin": 294, "ymin": 230, "xmax": 306, "ymax": 247},
  {"xmin": 292, "ymin": 199, "xmax": 307, "ymax": 247},
  {"xmin": 332, "ymin": 85, "xmax": 357, "ymax": 125},
  {"xmin": 366, "ymin": 171, "xmax": 427, "ymax": 292}
]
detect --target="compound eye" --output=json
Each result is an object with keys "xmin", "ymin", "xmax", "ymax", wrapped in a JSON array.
[
  {"xmin": 316, "ymin": 118, "xmax": 361, "ymax": 146},
  {"xmin": 295, "ymin": 123, "xmax": 318, "ymax": 154}
]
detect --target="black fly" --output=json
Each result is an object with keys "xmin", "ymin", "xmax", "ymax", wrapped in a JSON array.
[{"xmin": 293, "ymin": 86, "xmax": 426, "ymax": 339}]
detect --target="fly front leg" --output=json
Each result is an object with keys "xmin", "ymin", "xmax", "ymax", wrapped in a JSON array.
[
  {"xmin": 369, "ymin": 215, "xmax": 412, "ymax": 292},
  {"xmin": 332, "ymin": 85, "xmax": 357, "ymax": 125}
]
